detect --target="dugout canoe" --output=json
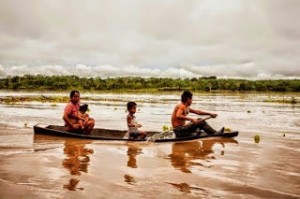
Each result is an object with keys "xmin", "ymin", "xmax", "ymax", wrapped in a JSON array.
[{"xmin": 33, "ymin": 124, "xmax": 239, "ymax": 142}]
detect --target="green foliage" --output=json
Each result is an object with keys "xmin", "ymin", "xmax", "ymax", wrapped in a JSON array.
[
  {"xmin": 162, "ymin": 125, "xmax": 169, "ymax": 132},
  {"xmin": 0, "ymin": 75, "xmax": 299, "ymax": 92},
  {"xmin": 162, "ymin": 125, "xmax": 173, "ymax": 132}
]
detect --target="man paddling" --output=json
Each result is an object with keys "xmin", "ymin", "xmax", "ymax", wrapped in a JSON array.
[
  {"xmin": 63, "ymin": 90, "xmax": 95, "ymax": 134},
  {"xmin": 171, "ymin": 91, "xmax": 224, "ymax": 137}
]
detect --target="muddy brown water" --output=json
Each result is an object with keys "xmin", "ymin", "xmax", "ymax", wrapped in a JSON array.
[{"xmin": 0, "ymin": 92, "xmax": 299, "ymax": 198}]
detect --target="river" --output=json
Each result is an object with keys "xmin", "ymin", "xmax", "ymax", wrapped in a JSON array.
[{"xmin": 0, "ymin": 91, "xmax": 299, "ymax": 198}]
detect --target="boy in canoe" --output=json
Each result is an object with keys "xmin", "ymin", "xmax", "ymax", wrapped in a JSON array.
[
  {"xmin": 126, "ymin": 102, "xmax": 147, "ymax": 139},
  {"xmin": 63, "ymin": 90, "xmax": 95, "ymax": 133},
  {"xmin": 171, "ymin": 91, "xmax": 224, "ymax": 137}
]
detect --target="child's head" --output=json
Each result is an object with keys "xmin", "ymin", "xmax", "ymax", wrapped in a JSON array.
[
  {"xmin": 127, "ymin": 101, "xmax": 137, "ymax": 114},
  {"xmin": 79, "ymin": 104, "xmax": 88, "ymax": 113}
]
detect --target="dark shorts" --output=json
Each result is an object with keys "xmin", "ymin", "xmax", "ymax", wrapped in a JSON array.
[
  {"xmin": 129, "ymin": 132, "xmax": 142, "ymax": 139},
  {"xmin": 174, "ymin": 121, "xmax": 207, "ymax": 138}
]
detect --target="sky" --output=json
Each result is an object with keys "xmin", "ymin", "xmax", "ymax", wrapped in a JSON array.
[{"xmin": 0, "ymin": 0, "xmax": 300, "ymax": 79}]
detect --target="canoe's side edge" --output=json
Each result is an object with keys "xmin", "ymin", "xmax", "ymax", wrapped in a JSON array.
[
  {"xmin": 34, "ymin": 125, "xmax": 76, "ymax": 138},
  {"xmin": 33, "ymin": 125, "xmax": 146, "ymax": 141},
  {"xmin": 33, "ymin": 124, "xmax": 239, "ymax": 142},
  {"xmin": 154, "ymin": 131, "xmax": 239, "ymax": 142}
]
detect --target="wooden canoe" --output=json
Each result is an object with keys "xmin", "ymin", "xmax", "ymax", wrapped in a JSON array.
[{"xmin": 33, "ymin": 124, "xmax": 239, "ymax": 143}]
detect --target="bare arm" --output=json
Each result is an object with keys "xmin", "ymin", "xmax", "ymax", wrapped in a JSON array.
[
  {"xmin": 127, "ymin": 116, "xmax": 135, "ymax": 127},
  {"xmin": 175, "ymin": 105, "xmax": 198, "ymax": 123},
  {"xmin": 84, "ymin": 114, "xmax": 89, "ymax": 122},
  {"xmin": 63, "ymin": 112, "xmax": 75, "ymax": 128},
  {"xmin": 63, "ymin": 104, "xmax": 81, "ymax": 128},
  {"xmin": 127, "ymin": 116, "xmax": 142, "ymax": 128},
  {"xmin": 77, "ymin": 112, "xmax": 87, "ymax": 121},
  {"xmin": 189, "ymin": 107, "xmax": 217, "ymax": 118}
]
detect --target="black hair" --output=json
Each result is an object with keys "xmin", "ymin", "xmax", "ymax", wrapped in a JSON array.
[
  {"xmin": 80, "ymin": 104, "xmax": 88, "ymax": 112},
  {"xmin": 127, "ymin": 101, "xmax": 137, "ymax": 110},
  {"xmin": 70, "ymin": 90, "xmax": 80, "ymax": 98},
  {"xmin": 181, "ymin": 91, "xmax": 193, "ymax": 103}
]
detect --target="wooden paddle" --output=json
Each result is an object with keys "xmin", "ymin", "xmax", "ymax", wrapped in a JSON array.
[{"xmin": 199, "ymin": 116, "xmax": 212, "ymax": 122}]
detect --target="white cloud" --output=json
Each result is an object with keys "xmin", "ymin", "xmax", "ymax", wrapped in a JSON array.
[
  {"xmin": 0, "ymin": 0, "xmax": 300, "ymax": 79},
  {"xmin": 1, "ymin": 63, "xmax": 299, "ymax": 80}
]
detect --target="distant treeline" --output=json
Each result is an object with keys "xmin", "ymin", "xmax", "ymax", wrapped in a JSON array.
[{"xmin": 0, "ymin": 75, "xmax": 300, "ymax": 92}]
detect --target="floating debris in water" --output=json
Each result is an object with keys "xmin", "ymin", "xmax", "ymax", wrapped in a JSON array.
[{"xmin": 254, "ymin": 134, "xmax": 260, "ymax": 143}]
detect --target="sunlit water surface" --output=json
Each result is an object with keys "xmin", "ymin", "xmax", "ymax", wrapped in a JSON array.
[{"xmin": 0, "ymin": 92, "xmax": 299, "ymax": 199}]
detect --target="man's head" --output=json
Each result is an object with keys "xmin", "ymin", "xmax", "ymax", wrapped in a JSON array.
[
  {"xmin": 181, "ymin": 91, "xmax": 193, "ymax": 105},
  {"xmin": 70, "ymin": 90, "xmax": 80, "ymax": 104}
]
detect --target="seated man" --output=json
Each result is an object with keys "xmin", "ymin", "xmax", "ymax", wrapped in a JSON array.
[
  {"xmin": 171, "ymin": 91, "xmax": 224, "ymax": 137},
  {"xmin": 63, "ymin": 90, "xmax": 95, "ymax": 133}
]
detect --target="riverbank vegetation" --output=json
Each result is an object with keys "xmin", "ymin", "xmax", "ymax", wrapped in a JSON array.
[
  {"xmin": 0, "ymin": 75, "xmax": 300, "ymax": 92},
  {"xmin": 0, "ymin": 93, "xmax": 298, "ymax": 105}
]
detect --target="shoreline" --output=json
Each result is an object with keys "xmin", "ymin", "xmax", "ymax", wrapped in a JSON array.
[{"xmin": 0, "ymin": 91, "xmax": 299, "ymax": 104}]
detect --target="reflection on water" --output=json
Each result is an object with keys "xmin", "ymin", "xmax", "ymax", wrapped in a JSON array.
[
  {"xmin": 62, "ymin": 140, "xmax": 94, "ymax": 175},
  {"xmin": 63, "ymin": 178, "xmax": 84, "ymax": 191},
  {"xmin": 124, "ymin": 143, "xmax": 143, "ymax": 185},
  {"xmin": 168, "ymin": 139, "xmax": 238, "ymax": 173},
  {"xmin": 62, "ymin": 140, "xmax": 94, "ymax": 191},
  {"xmin": 124, "ymin": 174, "xmax": 136, "ymax": 185},
  {"xmin": 167, "ymin": 182, "xmax": 207, "ymax": 194},
  {"xmin": 126, "ymin": 143, "xmax": 142, "ymax": 169},
  {"xmin": 169, "ymin": 182, "xmax": 191, "ymax": 193}
]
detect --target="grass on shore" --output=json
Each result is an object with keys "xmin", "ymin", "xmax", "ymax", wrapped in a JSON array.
[{"xmin": 0, "ymin": 95, "xmax": 298, "ymax": 104}]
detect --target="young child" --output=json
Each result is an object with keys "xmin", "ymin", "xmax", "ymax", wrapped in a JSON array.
[
  {"xmin": 78, "ymin": 104, "xmax": 90, "ymax": 130},
  {"xmin": 126, "ymin": 102, "xmax": 146, "ymax": 139}
]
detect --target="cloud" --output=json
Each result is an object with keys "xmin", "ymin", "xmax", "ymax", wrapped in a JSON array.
[
  {"xmin": 0, "ymin": 64, "xmax": 195, "ymax": 78},
  {"xmin": 0, "ymin": 0, "xmax": 300, "ymax": 79},
  {"xmin": 1, "ymin": 63, "xmax": 299, "ymax": 80}
]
